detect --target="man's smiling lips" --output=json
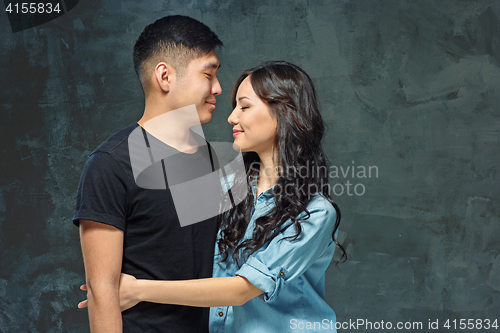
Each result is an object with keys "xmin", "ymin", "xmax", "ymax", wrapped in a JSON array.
[
  {"xmin": 206, "ymin": 100, "xmax": 216, "ymax": 109},
  {"xmin": 233, "ymin": 129, "xmax": 244, "ymax": 137}
]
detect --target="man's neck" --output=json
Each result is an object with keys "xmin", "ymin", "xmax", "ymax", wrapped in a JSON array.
[{"xmin": 138, "ymin": 104, "xmax": 201, "ymax": 154}]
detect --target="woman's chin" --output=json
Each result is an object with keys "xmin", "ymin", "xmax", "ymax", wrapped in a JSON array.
[
  {"xmin": 233, "ymin": 142, "xmax": 253, "ymax": 153},
  {"xmin": 232, "ymin": 142, "xmax": 242, "ymax": 152}
]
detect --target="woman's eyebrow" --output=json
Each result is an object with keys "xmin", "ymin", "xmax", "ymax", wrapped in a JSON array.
[{"xmin": 238, "ymin": 96, "xmax": 250, "ymax": 101}]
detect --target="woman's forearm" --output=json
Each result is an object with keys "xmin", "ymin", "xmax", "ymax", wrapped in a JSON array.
[{"xmin": 136, "ymin": 276, "xmax": 263, "ymax": 307}]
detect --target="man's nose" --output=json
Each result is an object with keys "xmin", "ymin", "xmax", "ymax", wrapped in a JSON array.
[{"xmin": 213, "ymin": 77, "xmax": 222, "ymax": 96}]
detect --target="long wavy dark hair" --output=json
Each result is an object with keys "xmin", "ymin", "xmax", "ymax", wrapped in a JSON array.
[{"xmin": 217, "ymin": 61, "xmax": 346, "ymax": 267}]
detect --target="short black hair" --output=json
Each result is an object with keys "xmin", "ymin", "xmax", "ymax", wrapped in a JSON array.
[{"xmin": 133, "ymin": 15, "xmax": 223, "ymax": 95}]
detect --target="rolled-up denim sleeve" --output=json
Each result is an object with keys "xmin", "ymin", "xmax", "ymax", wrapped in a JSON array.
[{"xmin": 235, "ymin": 197, "xmax": 337, "ymax": 303}]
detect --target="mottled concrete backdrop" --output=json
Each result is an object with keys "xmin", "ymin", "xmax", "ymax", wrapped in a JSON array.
[{"xmin": 1, "ymin": 0, "xmax": 499, "ymax": 332}]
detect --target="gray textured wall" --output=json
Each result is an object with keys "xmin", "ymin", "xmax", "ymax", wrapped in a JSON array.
[{"xmin": 1, "ymin": 0, "xmax": 499, "ymax": 332}]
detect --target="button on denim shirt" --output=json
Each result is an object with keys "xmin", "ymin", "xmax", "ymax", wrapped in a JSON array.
[{"xmin": 209, "ymin": 182, "xmax": 338, "ymax": 333}]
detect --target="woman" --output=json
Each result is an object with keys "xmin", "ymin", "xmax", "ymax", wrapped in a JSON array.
[{"xmin": 80, "ymin": 61, "xmax": 346, "ymax": 332}]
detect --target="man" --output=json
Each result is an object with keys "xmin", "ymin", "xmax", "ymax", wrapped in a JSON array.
[{"xmin": 73, "ymin": 15, "xmax": 222, "ymax": 332}]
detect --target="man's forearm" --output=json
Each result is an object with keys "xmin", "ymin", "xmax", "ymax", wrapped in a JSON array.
[
  {"xmin": 87, "ymin": 286, "xmax": 122, "ymax": 333},
  {"xmin": 79, "ymin": 220, "xmax": 125, "ymax": 333}
]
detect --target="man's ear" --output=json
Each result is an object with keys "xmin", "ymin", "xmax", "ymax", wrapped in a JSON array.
[{"xmin": 154, "ymin": 62, "xmax": 175, "ymax": 93}]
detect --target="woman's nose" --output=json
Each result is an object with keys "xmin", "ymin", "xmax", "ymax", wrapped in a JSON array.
[{"xmin": 228, "ymin": 108, "xmax": 239, "ymax": 125}]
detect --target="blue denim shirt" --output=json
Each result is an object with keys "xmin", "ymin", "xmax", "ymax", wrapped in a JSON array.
[{"xmin": 209, "ymin": 183, "xmax": 338, "ymax": 333}]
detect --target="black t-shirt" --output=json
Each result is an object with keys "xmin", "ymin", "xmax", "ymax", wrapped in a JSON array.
[{"xmin": 73, "ymin": 123, "xmax": 219, "ymax": 333}]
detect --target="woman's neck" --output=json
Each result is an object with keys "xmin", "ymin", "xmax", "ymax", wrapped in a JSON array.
[{"xmin": 256, "ymin": 151, "xmax": 278, "ymax": 197}]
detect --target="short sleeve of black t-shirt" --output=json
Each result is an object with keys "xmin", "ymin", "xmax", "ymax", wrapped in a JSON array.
[{"xmin": 73, "ymin": 151, "xmax": 127, "ymax": 230}]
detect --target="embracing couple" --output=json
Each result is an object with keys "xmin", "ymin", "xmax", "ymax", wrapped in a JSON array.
[{"xmin": 73, "ymin": 15, "xmax": 346, "ymax": 333}]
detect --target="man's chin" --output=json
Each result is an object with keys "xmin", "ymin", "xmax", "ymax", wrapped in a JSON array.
[{"xmin": 198, "ymin": 114, "xmax": 212, "ymax": 124}]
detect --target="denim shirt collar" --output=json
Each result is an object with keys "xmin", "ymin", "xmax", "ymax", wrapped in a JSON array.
[{"xmin": 250, "ymin": 178, "xmax": 276, "ymax": 203}]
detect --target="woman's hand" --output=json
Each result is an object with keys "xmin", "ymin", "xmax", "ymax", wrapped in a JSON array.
[{"xmin": 77, "ymin": 273, "xmax": 141, "ymax": 311}]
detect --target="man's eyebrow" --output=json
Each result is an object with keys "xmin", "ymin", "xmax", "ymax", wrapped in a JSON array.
[{"xmin": 202, "ymin": 62, "xmax": 220, "ymax": 71}]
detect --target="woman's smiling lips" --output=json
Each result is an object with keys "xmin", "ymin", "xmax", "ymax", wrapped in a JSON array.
[{"xmin": 233, "ymin": 129, "xmax": 244, "ymax": 137}]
